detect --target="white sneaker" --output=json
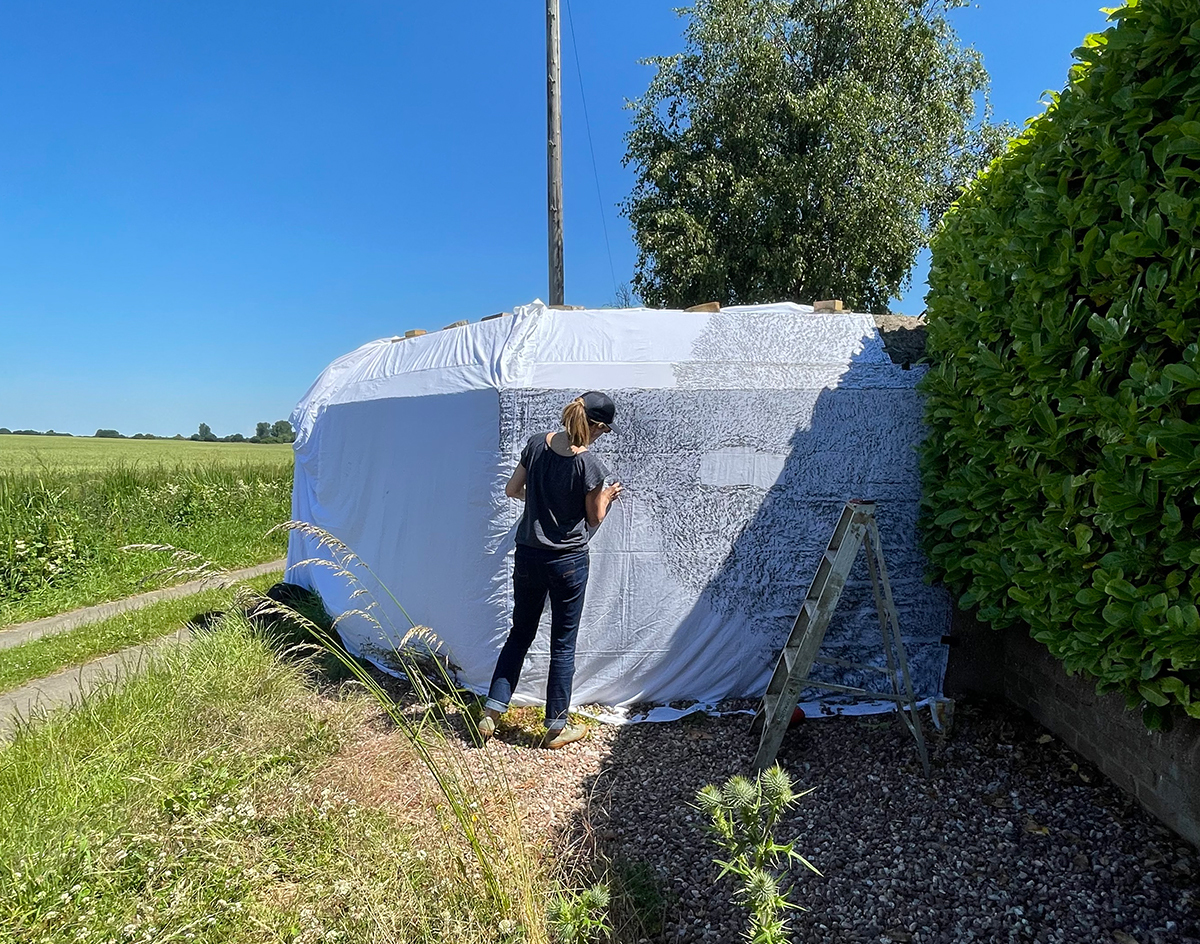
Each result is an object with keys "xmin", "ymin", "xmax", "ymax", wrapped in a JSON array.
[
  {"xmin": 478, "ymin": 708, "xmax": 501, "ymax": 743},
  {"xmin": 542, "ymin": 723, "xmax": 587, "ymax": 749}
]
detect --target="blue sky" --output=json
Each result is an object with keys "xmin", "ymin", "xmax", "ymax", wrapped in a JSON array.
[{"xmin": 0, "ymin": 1, "xmax": 1114, "ymax": 437}]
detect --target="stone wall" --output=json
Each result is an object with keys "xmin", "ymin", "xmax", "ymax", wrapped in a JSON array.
[
  {"xmin": 945, "ymin": 609, "xmax": 1200, "ymax": 847},
  {"xmin": 872, "ymin": 314, "xmax": 927, "ymax": 367}
]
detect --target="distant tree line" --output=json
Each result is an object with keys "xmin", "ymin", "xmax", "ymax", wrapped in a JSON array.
[
  {"xmin": 93, "ymin": 429, "xmax": 183, "ymax": 440},
  {"xmin": 0, "ymin": 421, "xmax": 296, "ymax": 443},
  {"xmin": 189, "ymin": 420, "xmax": 295, "ymax": 444}
]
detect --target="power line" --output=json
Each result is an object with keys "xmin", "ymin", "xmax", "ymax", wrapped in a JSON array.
[{"xmin": 563, "ymin": 0, "xmax": 620, "ymax": 298}]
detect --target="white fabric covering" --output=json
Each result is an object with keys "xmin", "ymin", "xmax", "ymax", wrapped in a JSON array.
[{"xmin": 287, "ymin": 301, "xmax": 950, "ymax": 711}]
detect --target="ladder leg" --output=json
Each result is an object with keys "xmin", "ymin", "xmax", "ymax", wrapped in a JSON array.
[
  {"xmin": 752, "ymin": 504, "xmax": 865, "ymax": 769},
  {"xmin": 865, "ymin": 529, "xmax": 919, "ymax": 744},
  {"xmin": 864, "ymin": 531, "xmax": 902, "ymax": 701},
  {"xmin": 867, "ymin": 521, "xmax": 931, "ymax": 778}
]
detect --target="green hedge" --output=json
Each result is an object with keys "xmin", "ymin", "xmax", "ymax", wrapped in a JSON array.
[{"xmin": 920, "ymin": 0, "xmax": 1200, "ymax": 727}]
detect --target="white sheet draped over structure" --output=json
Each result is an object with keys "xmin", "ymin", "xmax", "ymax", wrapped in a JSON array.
[{"xmin": 286, "ymin": 301, "xmax": 950, "ymax": 712}]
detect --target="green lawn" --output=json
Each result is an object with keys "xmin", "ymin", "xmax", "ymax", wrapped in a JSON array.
[
  {"xmin": 0, "ymin": 616, "xmax": 556, "ymax": 944},
  {"xmin": 0, "ymin": 434, "xmax": 293, "ymax": 473},
  {"xmin": 0, "ymin": 571, "xmax": 282, "ymax": 693}
]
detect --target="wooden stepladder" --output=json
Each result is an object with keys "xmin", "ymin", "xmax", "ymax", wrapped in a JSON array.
[{"xmin": 751, "ymin": 500, "xmax": 930, "ymax": 776}]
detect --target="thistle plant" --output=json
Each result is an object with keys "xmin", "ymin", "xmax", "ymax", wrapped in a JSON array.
[
  {"xmin": 546, "ymin": 884, "xmax": 611, "ymax": 944},
  {"xmin": 695, "ymin": 764, "xmax": 820, "ymax": 944}
]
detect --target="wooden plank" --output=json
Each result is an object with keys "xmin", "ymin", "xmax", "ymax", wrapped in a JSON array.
[{"xmin": 546, "ymin": 0, "xmax": 564, "ymax": 306}]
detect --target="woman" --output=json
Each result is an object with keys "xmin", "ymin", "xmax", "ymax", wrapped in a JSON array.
[{"xmin": 479, "ymin": 391, "xmax": 623, "ymax": 749}]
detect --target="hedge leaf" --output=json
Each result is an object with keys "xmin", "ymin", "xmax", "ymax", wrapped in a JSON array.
[{"xmin": 920, "ymin": 0, "xmax": 1200, "ymax": 724}]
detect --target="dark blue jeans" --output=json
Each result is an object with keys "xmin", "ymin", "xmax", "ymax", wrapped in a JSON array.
[{"xmin": 486, "ymin": 544, "xmax": 589, "ymax": 728}]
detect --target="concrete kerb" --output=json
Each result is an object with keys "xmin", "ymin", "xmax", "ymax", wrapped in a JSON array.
[{"xmin": 0, "ymin": 559, "xmax": 288, "ymax": 651}]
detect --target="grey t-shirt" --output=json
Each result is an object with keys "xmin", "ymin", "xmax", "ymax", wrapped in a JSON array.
[{"xmin": 515, "ymin": 433, "xmax": 610, "ymax": 551}]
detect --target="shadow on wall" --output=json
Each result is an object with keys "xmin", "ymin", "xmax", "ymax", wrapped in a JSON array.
[
  {"xmin": 549, "ymin": 328, "xmax": 956, "ymax": 944},
  {"xmin": 665, "ymin": 339, "xmax": 949, "ymax": 707},
  {"xmin": 542, "ymin": 334, "xmax": 949, "ymax": 710}
]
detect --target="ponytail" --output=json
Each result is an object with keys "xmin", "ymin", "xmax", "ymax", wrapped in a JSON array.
[{"xmin": 561, "ymin": 397, "xmax": 590, "ymax": 448}]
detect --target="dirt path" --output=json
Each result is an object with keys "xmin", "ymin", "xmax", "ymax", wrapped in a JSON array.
[
  {"xmin": 0, "ymin": 626, "xmax": 195, "ymax": 739},
  {"xmin": 0, "ymin": 559, "xmax": 287, "ymax": 651}
]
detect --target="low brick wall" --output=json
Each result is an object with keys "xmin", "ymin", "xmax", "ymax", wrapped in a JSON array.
[{"xmin": 945, "ymin": 609, "xmax": 1200, "ymax": 847}]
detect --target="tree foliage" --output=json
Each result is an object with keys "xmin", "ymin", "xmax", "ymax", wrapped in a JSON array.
[
  {"xmin": 920, "ymin": 0, "xmax": 1200, "ymax": 727},
  {"xmin": 622, "ymin": 0, "xmax": 1009, "ymax": 311}
]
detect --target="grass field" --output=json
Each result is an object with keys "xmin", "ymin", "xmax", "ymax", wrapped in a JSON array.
[
  {"xmin": 0, "ymin": 434, "xmax": 293, "ymax": 473},
  {"xmin": 0, "ymin": 442, "xmax": 294, "ymax": 625},
  {"xmin": 0, "ymin": 616, "xmax": 558, "ymax": 944}
]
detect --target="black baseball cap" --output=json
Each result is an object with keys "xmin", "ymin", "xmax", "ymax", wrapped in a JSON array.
[{"xmin": 581, "ymin": 390, "xmax": 616, "ymax": 430}]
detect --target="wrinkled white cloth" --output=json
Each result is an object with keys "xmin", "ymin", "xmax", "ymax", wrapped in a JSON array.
[{"xmin": 287, "ymin": 301, "xmax": 950, "ymax": 711}]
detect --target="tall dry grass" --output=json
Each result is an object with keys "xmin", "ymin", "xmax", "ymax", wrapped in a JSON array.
[
  {"xmin": 0, "ymin": 607, "xmax": 561, "ymax": 943},
  {"xmin": 248, "ymin": 521, "xmax": 557, "ymax": 940}
]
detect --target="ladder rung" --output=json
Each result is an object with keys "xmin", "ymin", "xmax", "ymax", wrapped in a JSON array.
[
  {"xmin": 802, "ymin": 680, "xmax": 906, "ymax": 700},
  {"xmin": 813, "ymin": 656, "xmax": 890, "ymax": 674}
]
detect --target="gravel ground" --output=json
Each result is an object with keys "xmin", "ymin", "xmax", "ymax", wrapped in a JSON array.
[{"xmin": 462, "ymin": 698, "xmax": 1198, "ymax": 944}]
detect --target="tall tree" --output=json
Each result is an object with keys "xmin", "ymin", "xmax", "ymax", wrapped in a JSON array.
[{"xmin": 622, "ymin": 0, "xmax": 1010, "ymax": 311}]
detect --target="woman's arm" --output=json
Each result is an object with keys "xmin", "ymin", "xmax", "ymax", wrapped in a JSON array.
[
  {"xmin": 505, "ymin": 463, "xmax": 527, "ymax": 500},
  {"xmin": 585, "ymin": 481, "xmax": 622, "ymax": 528}
]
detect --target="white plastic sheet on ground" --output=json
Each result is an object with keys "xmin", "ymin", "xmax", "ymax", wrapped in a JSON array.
[{"xmin": 286, "ymin": 300, "xmax": 951, "ymax": 714}]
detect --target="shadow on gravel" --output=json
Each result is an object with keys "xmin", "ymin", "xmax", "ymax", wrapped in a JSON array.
[
  {"xmin": 555, "ymin": 333, "xmax": 955, "ymax": 941},
  {"xmin": 563, "ymin": 701, "xmax": 1199, "ymax": 944},
  {"xmin": 277, "ymin": 611, "xmax": 1199, "ymax": 943}
]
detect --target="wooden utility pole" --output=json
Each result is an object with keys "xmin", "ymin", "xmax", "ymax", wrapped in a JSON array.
[{"xmin": 546, "ymin": 0, "xmax": 565, "ymax": 306}]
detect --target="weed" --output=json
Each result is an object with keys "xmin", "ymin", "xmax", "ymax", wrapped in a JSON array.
[
  {"xmin": 547, "ymin": 884, "xmax": 611, "ymax": 943},
  {"xmin": 695, "ymin": 764, "xmax": 821, "ymax": 944}
]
